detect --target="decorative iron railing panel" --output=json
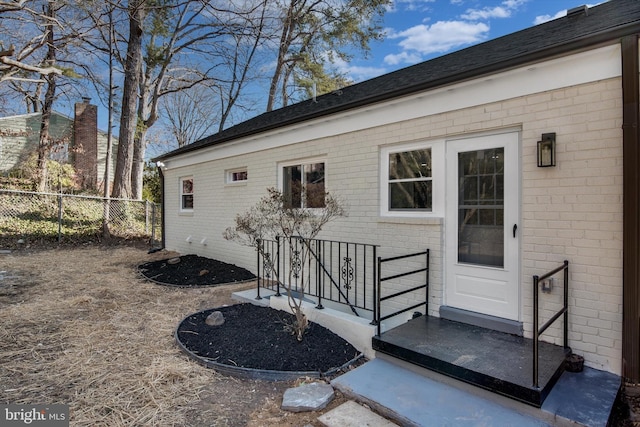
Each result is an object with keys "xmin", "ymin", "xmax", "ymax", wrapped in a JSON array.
[{"xmin": 256, "ymin": 237, "xmax": 378, "ymax": 317}]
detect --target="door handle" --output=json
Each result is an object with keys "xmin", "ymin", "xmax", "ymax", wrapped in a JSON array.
[{"xmin": 513, "ymin": 224, "xmax": 518, "ymax": 238}]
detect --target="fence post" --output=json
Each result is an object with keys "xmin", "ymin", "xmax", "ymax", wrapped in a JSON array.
[
  {"xmin": 145, "ymin": 201, "xmax": 150, "ymax": 234},
  {"xmin": 57, "ymin": 194, "xmax": 63, "ymax": 242},
  {"xmin": 150, "ymin": 203, "xmax": 156, "ymax": 245}
]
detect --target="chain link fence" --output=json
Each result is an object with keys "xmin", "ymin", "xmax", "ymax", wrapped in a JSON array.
[{"xmin": 0, "ymin": 189, "xmax": 161, "ymax": 248}]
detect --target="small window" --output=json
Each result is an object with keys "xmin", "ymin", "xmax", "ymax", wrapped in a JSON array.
[
  {"xmin": 281, "ymin": 161, "xmax": 325, "ymax": 208},
  {"xmin": 226, "ymin": 168, "xmax": 248, "ymax": 184},
  {"xmin": 381, "ymin": 141, "xmax": 444, "ymax": 217},
  {"xmin": 180, "ymin": 177, "xmax": 194, "ymax": 211},
  {"xmin": 388, "ymin": 148, "xmax": 432, "ymax": 211}
]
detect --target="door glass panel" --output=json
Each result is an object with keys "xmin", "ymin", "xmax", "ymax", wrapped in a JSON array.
[{"xmin": 458, "ymin": 148, "xmax": 504, "ymax": 267}]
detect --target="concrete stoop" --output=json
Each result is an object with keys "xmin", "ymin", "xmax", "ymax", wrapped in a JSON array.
[
  {"xmin": 330, "ymin": 357, "xmax": 620, "ymax": 427},
  {"xmin": 233, "ymin": 289, "xmax": 620, "ymax": 427}
]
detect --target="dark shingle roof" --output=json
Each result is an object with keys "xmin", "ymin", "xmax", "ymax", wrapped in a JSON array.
[{"xmin": 156, "ymin": 0, "xmax": 640, "ymax": 161}]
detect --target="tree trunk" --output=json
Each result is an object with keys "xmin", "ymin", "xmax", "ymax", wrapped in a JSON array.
[
  {"xmin": 112, "ymin": 1, "xmax": 145, "ymax": 199},
  {"xmin": 36, "ymin": 3, "xmax": 57, "ymax": 193},
  {"xmin": 266, "ymin": 1, "xmax": 295, "ymax": 112},
  {"xmin": 131, "ymin": 130, "xmax": 146, "ymax": 200}
]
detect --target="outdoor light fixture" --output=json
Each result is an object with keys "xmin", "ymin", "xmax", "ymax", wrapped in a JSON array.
[{"xmin": 537, "ymin": 133, "xmax": 556, "ymax": 167}]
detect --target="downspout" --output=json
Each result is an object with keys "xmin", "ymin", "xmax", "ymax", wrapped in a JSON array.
[
  {"xmin": 159, "ymin": 165, "xmax": 166, "ymax": 250},
  {"xmin": 621, "ymin": 34, "xmax": 640, "ymax": 383}
]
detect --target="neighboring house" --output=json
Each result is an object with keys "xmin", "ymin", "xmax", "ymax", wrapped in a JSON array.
[
  {"xmin": 155, "ymin": 0, "xmax": 640, "ymax": 394},
  {"xmin": 0, "ymin": 99, "xmax": 118, "ymax": 192}
]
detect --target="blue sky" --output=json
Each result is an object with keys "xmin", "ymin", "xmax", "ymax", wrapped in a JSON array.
[
  {"xmin": 115, "ymin": 0, "xmax": 608, "ymax": 148},
  {"xmin": 340, "ymin": 0, "xmax": 607, "ymax": 83}
]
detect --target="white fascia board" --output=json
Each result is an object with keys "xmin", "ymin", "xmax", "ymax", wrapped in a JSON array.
[{"xmin": 163, "ymin": 44, "xmax": 621, "ymax": 171}]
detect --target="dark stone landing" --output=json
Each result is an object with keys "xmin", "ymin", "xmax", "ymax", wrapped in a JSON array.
[{"xmin": 372, "ymin": 315, "xmax": 570, "ymax": 407}]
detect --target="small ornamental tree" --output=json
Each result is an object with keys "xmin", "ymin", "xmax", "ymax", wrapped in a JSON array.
[{"xmin": 223, "ymin": 187, "xmax": 345, "ymax": 341}]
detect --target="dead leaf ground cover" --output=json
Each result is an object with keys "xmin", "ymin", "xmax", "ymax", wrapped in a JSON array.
[{"xmin": 0, "ymin": 243, "xmax": 351, "ymax": 426}]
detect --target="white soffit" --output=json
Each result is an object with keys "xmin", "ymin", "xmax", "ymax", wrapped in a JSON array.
[{"xmin": 164, "ymin": 44, "xmax": 621, "ymax": 170}]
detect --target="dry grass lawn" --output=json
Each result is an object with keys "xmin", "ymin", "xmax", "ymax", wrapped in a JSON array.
[{"xmin": 0, "ymin": 243, "xmax": 349, "ymax": 426}]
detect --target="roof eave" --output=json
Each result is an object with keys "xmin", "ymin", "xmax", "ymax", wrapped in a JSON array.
[{"xmin": 154, "ymin": 19, "xmax": 640, "ymax": 163}]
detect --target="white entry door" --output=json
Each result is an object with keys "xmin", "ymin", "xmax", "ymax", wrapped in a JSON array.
[{"xmin": 445, "ymin": 132, "xmax": 520, "ymax": 321}]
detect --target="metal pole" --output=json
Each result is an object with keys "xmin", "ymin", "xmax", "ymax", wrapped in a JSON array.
[
  {"xmin": 377, "ymin": 256, "xmax": 382, "ymax": 336},
  {"xmin": 533, "ymin": 275, "xmax": 539, "ymax": 388},
  {"xmin": 564, "ymin": 260, "xmax": 569, "ymax": 349},
  {"xmin": 370, "ymin": 246, "xmax": 378, "ymax": 325},
  {"xmin": 57, "ymin": 194, "xmax": 62, "ymax": 242},
  {"xmin": 275, "ymin": 236, "xmax": 281, "ymax": 297},
  {"xmin": 425, "ymin": 249, "xmax": 430, "ymax": 316},
  {"xmin": 316, "ymin": 239, "xmax": 324, "ymax": 309},
  {"xmin": 255, "ymin": 240, "xmax": 262, "ymax": 300},
  {"xmin": 150, "ymin": 203, "xmax": 156, "ymax": 245}
]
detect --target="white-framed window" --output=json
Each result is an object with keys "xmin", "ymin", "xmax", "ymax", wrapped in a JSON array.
[
  {"xmin": 179, "ymin": 176, "xmax": 194, "ymax": 211},
  {"xmin": 226, "ymin": 167, "xmax": 248, "ymax": 184},
  {"xmin": 381, "ymin": 141, "xmax": 444, "ymax": 217},
  {"xmin": 279, "ymin": 158, "xmax": 326, "ymax": 208}
]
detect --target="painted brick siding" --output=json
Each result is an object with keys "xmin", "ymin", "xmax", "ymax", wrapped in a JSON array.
[{"xmin": 163, "ymin": 77, "xmax": 623, "ymax": 374}]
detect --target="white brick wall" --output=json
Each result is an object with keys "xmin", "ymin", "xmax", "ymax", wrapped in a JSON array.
[{"xmin": 162, "ymin": 73, "xmax": 624, "ymax": 374}]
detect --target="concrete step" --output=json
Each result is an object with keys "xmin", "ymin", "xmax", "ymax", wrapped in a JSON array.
[{"xmin": 331, "ymin": 357, "xmax": 620, "ymax": 427}]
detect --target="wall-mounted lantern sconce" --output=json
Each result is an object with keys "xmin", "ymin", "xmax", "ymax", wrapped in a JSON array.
[{"xmin": 537, "ymin": 133, "xmax": 556, "ymax": 167}]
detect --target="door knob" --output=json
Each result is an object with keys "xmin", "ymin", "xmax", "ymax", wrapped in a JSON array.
[{"xmin": 513, "ymin": 224, "xmax": 518, "ymax": 238}]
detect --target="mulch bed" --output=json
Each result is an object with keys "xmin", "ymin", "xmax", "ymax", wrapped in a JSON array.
[
  {"xmin": 176, "ymin": 304, "xmax": 360, "ymax": 374},
  {"xmin": 138, "ymin": 254, "xmax": 256, "ymax": 286},
  {"xmin": 139, "ymin": 253, "xmax": 362, "ymax": 377}
]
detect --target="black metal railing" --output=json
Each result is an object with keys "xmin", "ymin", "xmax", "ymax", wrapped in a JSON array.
[
  {"xmin": 375, "ymin": 249, "xmax": 429, "ymax": 337},
  {"xmin": 532, "ymin": 260, "xmax": 569, "ymax": 388},
  {"xmin": 256, "ymin": 237, "xmax": 378, "ymax": 317}
]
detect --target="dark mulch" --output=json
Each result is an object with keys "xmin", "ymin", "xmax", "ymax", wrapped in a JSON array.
[
  {"xmin": 177, "ymin": 304, "xmax": 360, "ymax": 373},
  {"xmin": 140, "ymin": 253, "xmax": 361, "ymax": 375},
  {"xmin": 138, "ymin": 254, "xmax": 256, "ymax": 286}
]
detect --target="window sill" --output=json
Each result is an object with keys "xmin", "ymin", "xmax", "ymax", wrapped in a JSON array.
[
  {"xmin": 178, "ymin": 211, "xmax": 194, "ymax": 217},
  {"xmin": 377, "ymin": 216, "xmax": 443, "ymax": 225}
]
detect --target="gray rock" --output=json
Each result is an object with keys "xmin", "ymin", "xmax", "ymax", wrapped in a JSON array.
[
  {"xmin": 281, "ymin": 382, "xmax": 334, "ymax": 413},
  {"xmin": 205, "ymin": 311, "xmax": 225, "ymax": 326},
  {"xmin": 167, "ymin": 257, "xmax": 181, "ymax": 265}
]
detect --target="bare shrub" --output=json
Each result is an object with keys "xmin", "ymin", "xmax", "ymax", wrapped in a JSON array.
[{"xmin": 223, "ymin": 187, "xmax": 345, "ymax": 340}]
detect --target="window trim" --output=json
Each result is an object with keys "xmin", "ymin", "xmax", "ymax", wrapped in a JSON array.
[
  {"xmin": 278, "ymin": 156, "xmax": 327, "ymax": 209},
  {"xmin": 226, "ymin": 167, "xmax": 248, "ymax": 184},
  {"xmin": 179, "ymin": 176, "xmax": 194, "ymax": 212},
  {"xmin": 380, "ymin": 141, "xmax": 444, "ymax": 217}
]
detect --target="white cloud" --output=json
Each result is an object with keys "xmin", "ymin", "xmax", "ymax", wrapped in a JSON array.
[
  {"xmin": 384, "ymin": 20, "xmax": 490, "ymax": 64},
  {"xmin": 461, "ymin": 6, "xmax": 510, "ymax": 20},
  {"xmin": 388, "ymin": 0, "xmax": 436, "ymax": 13},
  {"xmin": 384, "ymin": 51, "xmax": 424, "ymax": 65},
  {"xmin": 462, "ymin": 0, "xmax": 528, "ymax": 21},
  {"xmin": 533, "ymin": 10, "xmax": 566, "ymax": 25}
]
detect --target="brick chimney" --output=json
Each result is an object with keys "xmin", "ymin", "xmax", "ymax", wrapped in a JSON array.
[{"xmin": 74, "ymin": 98, "xmax": 98, "ymax": 190}]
